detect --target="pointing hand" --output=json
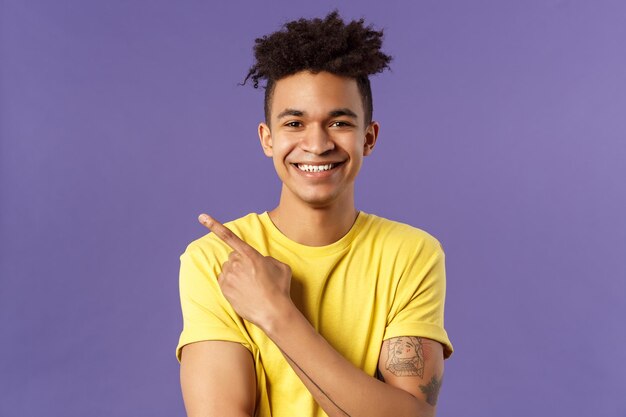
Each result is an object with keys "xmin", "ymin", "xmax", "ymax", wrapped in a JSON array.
[{"xmin": 198, "ymin": 214, "xmax": 294, "ymax": 330}]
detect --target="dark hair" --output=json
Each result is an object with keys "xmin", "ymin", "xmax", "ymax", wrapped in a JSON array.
[{"xmin": 243, "ymin": 11, "xmax": 392, "ymax": 125}]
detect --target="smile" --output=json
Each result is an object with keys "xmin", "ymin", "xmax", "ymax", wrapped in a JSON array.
[{"xmin": 294, "ymin": 162, "xmax": 345, "ymax": 173}]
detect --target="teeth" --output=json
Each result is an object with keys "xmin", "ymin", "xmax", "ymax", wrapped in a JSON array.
[{"xmin": 297, "ymin": 163, "xmax": 335, "ymax": 172}]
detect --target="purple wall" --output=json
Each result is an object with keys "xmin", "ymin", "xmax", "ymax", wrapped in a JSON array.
[{"xmin": 1, "ymin": 1, "xmax": 625, "ymax": 416}]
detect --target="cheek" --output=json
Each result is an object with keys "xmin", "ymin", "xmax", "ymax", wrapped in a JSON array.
[
  {"xmin": 340, "ymin": 137, "xmax": 366, "ymax": 159},
  {"xmin": 271, "ymin": 140, "xmax": 297, "ymax": 163},
  {"xmin": 271, "ymin": 146, "xmax": 293, "ymax": 174},
  {"xmin": 273, "ymin": 157, "xmax": 286, "ymax": 174}
]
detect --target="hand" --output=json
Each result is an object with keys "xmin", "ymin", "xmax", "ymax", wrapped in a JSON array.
[{"xmin": 198, "ymin": 213, "xmax": 294, "ymax": 331}]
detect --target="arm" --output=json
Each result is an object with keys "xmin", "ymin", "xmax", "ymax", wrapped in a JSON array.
[
  {"xmin": 378, "ymin": 336, "xmax": 444, "ymax": 409},
  {"xmin": 180, "ymin": 341, "xmax": 256, "ymax": 417},
  {"xmin": 264, "ymin": 300, "xmax": 442, "ymax": 417}
]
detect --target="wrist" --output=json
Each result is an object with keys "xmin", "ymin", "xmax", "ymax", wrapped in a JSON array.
[{"xmin": 261, "ymin": 297, "xmax": 300, "ymax": 339}]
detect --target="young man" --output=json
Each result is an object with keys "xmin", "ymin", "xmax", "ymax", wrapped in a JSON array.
[{"xmin": 176, "ymin": 11, "xmax": 453, "ymax": 417}]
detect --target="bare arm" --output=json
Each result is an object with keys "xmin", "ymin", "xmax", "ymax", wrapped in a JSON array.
[
  {"xmin": 180, "ymin": 341, "xmax": 256, "ymax": 417},
  {"xmin": 266, "ymin": 303, "xmax": 443, "ymax": 417},
  {"xmin": 378, "ymin": 336, "xmax": 445, "ymax": 409}
]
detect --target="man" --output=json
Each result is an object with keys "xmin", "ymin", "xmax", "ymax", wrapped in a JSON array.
[{"xmin": 176, "ymin": 11, "xmax": 453, "ymax": 417}]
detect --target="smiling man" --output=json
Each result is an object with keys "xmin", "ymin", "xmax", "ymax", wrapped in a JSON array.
[{"xmin": 176, "ymin": 11, "xmax": 453, "ymax": 417}]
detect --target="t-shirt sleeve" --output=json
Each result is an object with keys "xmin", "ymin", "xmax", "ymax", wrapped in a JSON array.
[
  {"xmin": 383, "ymin": 237, "xmax": 454, "ymax": 359},
  {"xmin": 175, "ymin": 239, "xmax": 251, "ymax": 363}
]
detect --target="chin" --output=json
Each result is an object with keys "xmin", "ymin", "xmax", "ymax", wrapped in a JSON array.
[
  {"xmin": 287, "ymin": 186, "xmax": 343, "ymax": 208},
  {"xmin": 282, "ymin": 181, "xmax": 351, "ymax": 209},
  {"xmin": 298, "ymin": 194, "xmax": 338, "ymax": 209}
]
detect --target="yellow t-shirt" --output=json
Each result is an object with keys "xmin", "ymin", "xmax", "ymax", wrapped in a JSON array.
[{"xmin": 176, "ymin": 211, "xmax": 453, "ymax": 417}]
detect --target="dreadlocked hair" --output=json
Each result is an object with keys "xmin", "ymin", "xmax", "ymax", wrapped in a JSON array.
[{"xmin": 243, "ymin": 11, "xmax": 392, "ymax": 125}]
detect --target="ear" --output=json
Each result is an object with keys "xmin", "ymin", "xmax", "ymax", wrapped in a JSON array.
[
  {"xmin": 363, "ymin": 121, "xmax": 379, "ymax": 156},
  {"xmin": 258, "ymin": 122, "xmax": 273, "ymax": 157}
]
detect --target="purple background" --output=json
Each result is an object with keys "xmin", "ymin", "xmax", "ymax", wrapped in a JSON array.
[{"xmin": 1, "ymin": 1, "xmax": 625, "ymax": 416}]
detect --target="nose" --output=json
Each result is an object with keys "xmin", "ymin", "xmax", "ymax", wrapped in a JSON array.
[{"xmin": 300, "ymin": 125, "xmax": 335, "ymax": 155}]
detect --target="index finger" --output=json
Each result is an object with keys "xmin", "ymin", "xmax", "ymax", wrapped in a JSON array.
[{"xmin": 198, "ymin": 213, "xmax": 259, "ymax": 257}]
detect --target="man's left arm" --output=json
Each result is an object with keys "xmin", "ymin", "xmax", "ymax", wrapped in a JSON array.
[
  {"xmin": 265, "ymin": 303, "xmax": 444, "ymax": 417},
  {"xmin": 377, "ymin": 336, "xmax": 445, "ymax": 408},
  {"xmin": 199, "ymin": 214, "xmax": 446, "ymax": 417}
]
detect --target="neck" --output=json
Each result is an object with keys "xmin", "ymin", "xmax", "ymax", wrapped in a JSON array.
[{"xmin": 268, "ymin": 189, "xmax": 358, "ymax": 247}]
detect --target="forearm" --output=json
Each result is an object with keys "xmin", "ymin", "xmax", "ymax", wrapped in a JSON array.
[{"xmin": 264, "ymin": 301, "xmax": 434, "ymax": 417}]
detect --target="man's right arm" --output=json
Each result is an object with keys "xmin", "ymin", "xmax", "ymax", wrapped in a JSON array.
[{"xmin": 180, "ymin": 340, "xmax": 256, "ymax": 417}]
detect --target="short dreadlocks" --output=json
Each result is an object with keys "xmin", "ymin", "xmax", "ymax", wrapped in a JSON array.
[{"xmin": 243, "ymin": 11, "xmax": 392, "ymax": 125}]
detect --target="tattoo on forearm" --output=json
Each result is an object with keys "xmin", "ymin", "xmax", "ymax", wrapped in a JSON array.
[
  {"xmin": 419, "ymin": 375, "xmax": 443, "ymax": 406},
  {"xmin": 385, "ymin": 336, "xmax": 425, "ymax": 378}
]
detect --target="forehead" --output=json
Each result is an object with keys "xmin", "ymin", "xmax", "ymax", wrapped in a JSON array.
[{"xmin": 270, "ymin": 71, "xmax": 363, "ymax": 119}]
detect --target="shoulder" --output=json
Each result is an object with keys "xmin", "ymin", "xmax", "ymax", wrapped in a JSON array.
[{"xmin": 361, "ymin": 213, "xmax": 444, "ymax": 256}]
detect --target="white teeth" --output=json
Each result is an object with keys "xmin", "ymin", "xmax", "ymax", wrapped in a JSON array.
[{"xmin": 296, "ymin": 163, "xmax": 335, "ymax": 172}]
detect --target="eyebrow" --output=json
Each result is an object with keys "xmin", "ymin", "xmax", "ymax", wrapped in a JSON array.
[
  {"xmin": 276, "ymin": 108, "xmax": 358, "ymax": 120},
  {"xmin": 329, "ymin": 108, "xmax": 358, "ymax": 119},
  {"xmin": 276, "ymin": 109, "xmax": 304, "ymax": 119}
]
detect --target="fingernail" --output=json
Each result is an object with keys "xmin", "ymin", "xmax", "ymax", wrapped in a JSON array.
[{"xmin": 198, "ymin": 214, "xmax": 209, "ymax": 223}]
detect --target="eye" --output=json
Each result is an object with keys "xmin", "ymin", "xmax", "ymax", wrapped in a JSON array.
[
  {"xmin": 284, "ymin": 121, "xmax": 302, "ymax": 128},
  {"xmin": 330, "ymin": 121, "xmax": 352, "ymax": 128}
]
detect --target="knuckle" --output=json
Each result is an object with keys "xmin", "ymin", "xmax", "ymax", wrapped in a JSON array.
[{"xmin": 221, "ymin": 230, "xmax": 233, "ymax": 242}]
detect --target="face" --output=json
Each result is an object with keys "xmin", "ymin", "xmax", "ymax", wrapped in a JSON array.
[
  {"xmin": 393, "ymin": 337, "xmax": 417, "ymax": 359},
  {"xmin": 258, "ymin": 71, "xmax": 379, "ymax": 209}
]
